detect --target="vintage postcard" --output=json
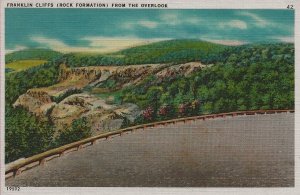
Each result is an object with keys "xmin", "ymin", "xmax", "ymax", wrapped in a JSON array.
[{"xmin": 0, "ymin": 0, "xmax": 299, "ymax": 194}]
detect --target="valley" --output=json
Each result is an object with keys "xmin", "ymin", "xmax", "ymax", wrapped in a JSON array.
[{"xmin": 5, "ymin": 40, "xmax": 294, "ymax": 164}]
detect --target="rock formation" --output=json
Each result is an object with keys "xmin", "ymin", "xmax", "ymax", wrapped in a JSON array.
[{"xmin": 13, "ymin": 62, "xmax": 207, "ymax": 135}]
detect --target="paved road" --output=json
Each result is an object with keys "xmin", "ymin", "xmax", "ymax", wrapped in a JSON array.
[{"xmin": 6, "ymin": 113, "xmax": 294, "ymax": 187}]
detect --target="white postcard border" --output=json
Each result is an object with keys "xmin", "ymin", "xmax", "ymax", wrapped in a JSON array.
[{"xmin": 0, "ymin": 0, "xmax": 299, "ymax": 194}]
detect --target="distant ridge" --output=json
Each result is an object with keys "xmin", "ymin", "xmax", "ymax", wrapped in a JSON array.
[
  {"xmin": 5, "ymin": 48, "xmax": 62, "ymax": 64},
  {"xmin": 64, "ymin": 39, "xmax": 229, "ymax": 67}
]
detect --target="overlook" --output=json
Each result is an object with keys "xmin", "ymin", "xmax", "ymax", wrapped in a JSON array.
[{"xmin": 6, "ymin": 111, "xmax": 294, "ymax": 187}]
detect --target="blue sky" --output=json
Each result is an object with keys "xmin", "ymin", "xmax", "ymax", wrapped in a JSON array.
[{"xmin": 5, "ymin": 9, "xmax": 294, "ymax": 53}]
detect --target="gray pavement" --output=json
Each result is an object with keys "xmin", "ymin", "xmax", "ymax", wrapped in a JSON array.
[{"xmin": 6, "ymin": 112, "xmax": 294, "ymax": 187}]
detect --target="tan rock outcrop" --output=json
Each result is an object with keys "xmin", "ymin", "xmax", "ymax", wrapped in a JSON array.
[
  {"xmin": 13, "ymin": 62, "xmax": 208, "ymax": 134},
  {"xmin": 13, "ymin": 89, "xmax": 56, "ymax": 119}
]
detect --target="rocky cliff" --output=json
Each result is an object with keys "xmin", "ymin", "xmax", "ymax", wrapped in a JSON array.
[{"xmin": 13, "ymin": 62, "xmax": 207, "ymax": 135}]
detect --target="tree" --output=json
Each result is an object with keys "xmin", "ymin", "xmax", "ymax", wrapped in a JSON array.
[
  {"xmin": 146, "ymin": 86, "xmax": 163, "ymax": 114},
  {"xmin": 54, "ymin": 117, "xmax": 91, "ymax": 147},
  {"xmin": 5, "ymin": 107, "xmax": 55, "ymax": 163}
]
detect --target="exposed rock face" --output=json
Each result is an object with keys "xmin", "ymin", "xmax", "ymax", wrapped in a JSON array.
[
  {"xmin": 58, "ymin": 64, "xmax": 102, "ymax": 82},
  {"xmin": 89, "ymin": 70, "xmax": 111, "ymax": 87},
  {"xmin": 113, "ymin": 103, "xmax": 141, "ymax": 122},
  {"xmin": 51, "ymin": 103, "xmax": 88, "ymax": 130},
  {"xmin": 84, "ymin": 111, "xmax": 123, "ymax": 135},
  {"xmin": 13, "ymin": 89, "xmax": 56, "ymax": 119},
  {"xmin": 84, "ymin": 103, "xmax": 141, "ymax": 135},
  {"xmin": 155, "ymin": 62, "xmax": 208, "ymax": 81},
  {"xmin": 13, "ymin": 62, "xmax": 207, "ymax": 135},
  {"xmin": 90, "ymin": 64, "xmax": 167, "ymax": 88},
  {"xmin": 50, "ymin": 93, "xmax": 141, "ymax": 134}
]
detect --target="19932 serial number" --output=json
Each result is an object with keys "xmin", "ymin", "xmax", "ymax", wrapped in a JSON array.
[{"xmin": 6, "ymin": 186, "xmax": 20, "ymax": 191}]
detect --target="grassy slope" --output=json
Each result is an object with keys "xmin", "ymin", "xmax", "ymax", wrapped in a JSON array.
[
  {"xmin": 65, "ymin": 39, "xmax": 228, "ymax": 67},
  {"xmin": 6, "ymin": 60, "xmax": 48, "ymax": 71},
  {"xmin": 5, "ymin": 48, "xmax": 62, "ymax": 64},
  {"xmin": 118, "ymin": 39, "xmax": 228, "ymax": 65},
  {"xmin": 118, "ymin": 39, "xmax": 227, "ymax": 59}
]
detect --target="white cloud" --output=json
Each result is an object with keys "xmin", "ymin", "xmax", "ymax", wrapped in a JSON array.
[
  {"xmin": 5, "ymin": 45, "xmax": 28, "ymax": 54},
  {"xmin": 239, "ymin": 12, "xmax": 269, "ymax": 27},
  {"xmin": 138, "ymin": 20, "xmax": 158, "ymax": 29},
  {"xmin": 31, "ymin": 36, "xmax": 168, "ymax": 53},
  {"xmin": 121, "ymin": 13, "xmax": 203, "ymax": 30},
  {"xmin": 121, "ymin": 22, "xmax": 134, "ymax": 30},
  {"xmin": 160, "ymin": 13, "xmax": 180, "ymax": 25},
  {"xmin": 82, "ymin": 36, "xmax": 165, "ymax": 52},
  {"xmin": 274, "ymin": 36, "xmax": 294, "ymax": 43},
  {"xmin": 188, "ymin": 17, "xmax": 203, "ymax": 25},
  {"xmin": 122, "ymin": 20, "xmax": 158, "ymax": 30},
  {"xmin": 219, "ymin": 20, "xmax": 247, "ymax": 30},
  {"xmin": 160, "ymin": 13, "xmax": 202, "ymax": 26},
  {"xmin": 31, "ymin": 36, "xmax": 71, "ymax": 52}
]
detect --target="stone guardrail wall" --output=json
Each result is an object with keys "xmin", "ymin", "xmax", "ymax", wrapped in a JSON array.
[{"xmin": 5, "ymin": 109, "xmax": 294, "ymax": 179}]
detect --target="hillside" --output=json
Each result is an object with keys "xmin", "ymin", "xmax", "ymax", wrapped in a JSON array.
[
  {"xmin": 5, "ymin": 48, "xmax": 62, "ymax": 64},
  {"xmin": 120, "ymin": 43, "xmax": 294, "ymax": 124},
  {"xmin": 117, "ymin": 39, "xmax": 228, "ymax": 64},
  {"xmin": 13, "ymin": 62, "xmax": 207, "ymax": 132},
  {"xmin": 5, "ymin": 40, "xmax": 294, "ymax": 163},
  {"xmin": 5, "ymin": 48, "xmax": 62, "ymax": 73},
  {"xmin": 64, "ymin": 39, "xmax": 228, "ymax": 67},
  {"xmin": 6, "ymin": 60, "xmax": 48, "ymax": 71}
]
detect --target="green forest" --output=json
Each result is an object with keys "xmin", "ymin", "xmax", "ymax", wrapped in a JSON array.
[
  {"xmin": 5, "ymin": 48, "xmax": 62, "ymax": 64},
  {"xmin": 5, "ymin": 40, "xmax": 294, "ymax": 163},
  {"xmin": 120, "ymin": 43, "xmax": 294, "ymax": 125},
  {"xmin": 64, "ymin": 40, "xmax": 227, "ymax": 67}
]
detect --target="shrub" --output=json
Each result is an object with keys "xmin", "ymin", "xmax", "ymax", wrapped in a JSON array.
[
  {"xmin": 142, "ymin": 107, "xmax": 154, "ymax": 122},
  {"xmin": 54, "ymin": 117, "xmax": 92, "ymax": 147},
  {"xmin": 5, "ymin": 107, "xmax": 55, "ymax": 163}
]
